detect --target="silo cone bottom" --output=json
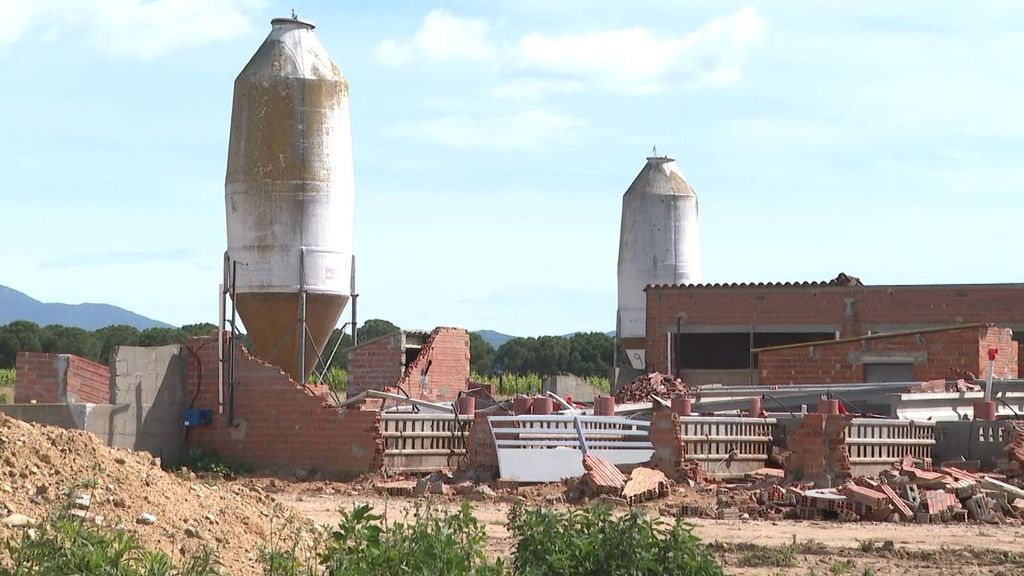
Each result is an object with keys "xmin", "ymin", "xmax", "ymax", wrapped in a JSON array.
[{"xmin": 234, "ymin": 292, "xmax": 348, "ymax": 383}]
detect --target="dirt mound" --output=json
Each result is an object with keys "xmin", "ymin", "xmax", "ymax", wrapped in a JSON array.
[
  {"xmin": 614, "ymin": 372, "xmax": 688, "ymax": 404},
  {"xmin": 0, "ymin": 413, "xmax": 291, "ymax": 574}
]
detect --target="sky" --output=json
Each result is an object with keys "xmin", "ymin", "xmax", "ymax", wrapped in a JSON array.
[{"xmin": 1, "ymin": 1, "xmax": 1023, "ymax": 337}]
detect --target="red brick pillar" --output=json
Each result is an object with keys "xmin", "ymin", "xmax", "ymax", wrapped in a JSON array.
[
  {"xmin": 513, "ymin": 396, "xmax": 533, "ymax": 415},
  {"xmin": 817, "ymin": 399, "xmax": 840, "ymax": 415},
  {"xmin": 672, "ymin": 395, "xmax": 692, "ymax": 416},
  {"xmin": 973, "ymin": 400, "xmax": 997, "ymax": 421},
  {"xmin": 594, "ymin": 396, "xmax": 615, "ymax": 416},
  {"xmin": 457, "ymin": 396, "xmax": 476, "ymax": 416},
  {"xmin": 532, "ymin": 397, "xmax": 553, "ymax": 415}
]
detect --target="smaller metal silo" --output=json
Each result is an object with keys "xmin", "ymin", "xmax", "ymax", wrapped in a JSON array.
[{"xmin": 616, "ymin": 155, "xmax": 702, "ymax": 370}]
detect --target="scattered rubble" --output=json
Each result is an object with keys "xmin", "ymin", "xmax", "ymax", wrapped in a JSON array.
[{"xmin": 614, "ymin": 372, "xmax": 688, "ymax": 404}]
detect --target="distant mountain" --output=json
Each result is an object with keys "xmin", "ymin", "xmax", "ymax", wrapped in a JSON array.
[
  {"xmin": 474, "ymin": 329, "xmax": 616, "ymax": 348},
  {"xmin": 0, "ymin": 284, "xmax": 171, "ymax": 330},
  {"xmin": 475, "ymin": 330, "xmax": 516, "ymax": 349}
]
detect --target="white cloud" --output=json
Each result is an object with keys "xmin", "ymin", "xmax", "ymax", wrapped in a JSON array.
[
  {"xmin": 377, "ymin": 6, "xmax": 766, "ymax": 94},
  {"xmin": 376, "ymin": 9, "xmax": 495, "ymax": 66},
  {"xmin": 492, "ymin": 78, "xmax": 584, "ymax": 101},
  {"xmin": 513, "ymin": 7, "xmax": 766, "ymax": 94},
  {"xmin": 391, "ymin": 110, "xmax": 585, "ymax": 151},
  {"xmin": 0, "ymin": 0, "xmax": 261, "ymax": 58}
]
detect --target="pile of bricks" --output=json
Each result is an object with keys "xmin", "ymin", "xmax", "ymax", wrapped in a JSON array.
[
  {"xmin": 1004, "ymin": 422, "xmax": 1024, "ymax": 478},
  {"xmin": 613, "ymin": 372, "xmax": 688, "ymax": 404},
  {"xmin": 750, "ymin": 461, "xmax": 1024, "ymax": 524}
]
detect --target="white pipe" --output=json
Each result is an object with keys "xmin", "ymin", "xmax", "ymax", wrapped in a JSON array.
[
  {"xmin": 985, "ymin": 359, "xmax": 995, "ymax": 402},
  {"xmin": 218, "ymin": 282, "xmax": 225, "ymax": 414}
]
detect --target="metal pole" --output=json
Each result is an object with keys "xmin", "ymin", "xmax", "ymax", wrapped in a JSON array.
[
  {"xmin": 351, "ymin": 255, "xmax": 358, "ymax": 345},
  {"xmin": 228, "ymin": 260, "xmax": 238, "ymax": 427},
  {"xmin": 217, "ymin": 280, "xmax": 225, "ymax": 414},
  {"xmin": 298, "ymin": 249, "xmax": 307, "ymax": 384},
  {"xmin": 985, "ymin": 356, "xmax": 996, "ymax": 402}
]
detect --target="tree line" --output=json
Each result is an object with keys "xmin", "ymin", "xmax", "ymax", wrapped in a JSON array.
[
  {"xmin": 470, "ymin": 331, "xmax": 615, "ymax": 379},
  {"xmin": 0, "ymin": 320, "xmax": 222, "ymax": 368},
  {"xmin": 0, "ymin": 319, "xmax": 405, "ymax": 370},
  {"xmin": 0, "ymin": 319, "xmax": 617, "ymax": 379}
]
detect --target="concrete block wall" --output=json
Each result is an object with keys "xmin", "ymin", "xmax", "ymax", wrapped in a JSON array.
[
  {"xmin": 187, "ymin": 335, "xmax": 383, "ymax": 477},
  {"xmin": 346, "ymin": 333, "xmax": 405, "ymax": 397},
  {"xmin": 14, "ymin": 352, "xmax": 111, "ymax": 404},
  {"xmin": 758, "ymin": 326, "xmax": 1017, "ymax": 385},
  {"xmin": 645, "ymin": 284, "xmax": 1024, "ymax": 374},
  {"xmin": 108, "ymin": 345, "xmax": 187, "ymax": 465},
  {"xmin": 398, "ymin": 327, "xmax": 470, "ymax": 402}
]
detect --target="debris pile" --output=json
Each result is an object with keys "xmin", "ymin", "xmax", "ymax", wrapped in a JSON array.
[
  {"xmin": 614, "ymin": 372, "xmax": 688, "ymax": 404},
  {"xmin": 683, "ymin": 462, "xmax": 1024, "ymax": 525},
  {"xmin": 0, "ymin": 413, "xmax": 284, "ymax": 574},
  {"xmin": 562, "ymin": 455, "xmax": 669, "ymax": 505},
  {"xmin": 1002, "ymin": 421, "xmax": 1024, "ymax": 477}
]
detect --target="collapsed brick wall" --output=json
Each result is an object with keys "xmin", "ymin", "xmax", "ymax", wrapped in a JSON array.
[
  {"xmin": 398, "ymin": 327, "xmax": 471, "ymax": 402},
  {"xmin": 461, "ymin": 409, "xmax": 512, "ymax": 480},
  {"xmin": 345, "ymin": 333, "xmax": 404, "ymax": 397},
  {"xmin": 14, "ymin": 352, "xmax": 110, "ymax": 404},
  {"xmin": 186, "ymin": 336, "xmax": 383, "ymax": 477},
  {"xmin": 645, "ymin": 284, "xmax": 1024, "ymax": 374},
  {"xmin": 758, "ymin": 326, "xmax": 1017, "ymax": 385},
  {"xmin": 785, "ymin": 413, "xmax": 852, "ymax": 486}
]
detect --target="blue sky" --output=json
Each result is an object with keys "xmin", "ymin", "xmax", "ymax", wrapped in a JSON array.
[{"xmin": 2, "ymin": 1, "xmax": 1023, "ymax": 337}]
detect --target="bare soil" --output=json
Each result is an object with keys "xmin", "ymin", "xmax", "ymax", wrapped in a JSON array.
[
  {"xmin": 0, "ymin": 414, "xmax": 298, "ymax": 575},
  {"xmin": 271, "ymin": 478, "xmax": 1024, "ymax": 576},
  {"xmin": 2, "ymin": 411, "xmax": 1021, "ymax": 575}
]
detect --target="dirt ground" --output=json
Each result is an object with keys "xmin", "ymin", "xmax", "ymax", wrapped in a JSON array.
[{"xmin": 269, "ymin": 479, "xmax": 1024, "ymax": 576}]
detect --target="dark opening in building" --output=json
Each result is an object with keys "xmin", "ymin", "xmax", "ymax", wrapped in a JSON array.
[{"xmin": 675, "ymin": 332, "xmax": 836, "ymax": 370}]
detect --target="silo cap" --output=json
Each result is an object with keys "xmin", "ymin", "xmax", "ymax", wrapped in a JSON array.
[{"xmin": 271, "ymin": 16, "xmax": 316, "ymax": 30}]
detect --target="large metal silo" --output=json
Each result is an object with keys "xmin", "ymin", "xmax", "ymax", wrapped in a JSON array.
[
  {"xmin": 616, "ymin": 155, "xmax": 702, "ymax": 371},
  {"xmin": 225, "ymin": 16, "xmax": 355, "ymax": 383}
]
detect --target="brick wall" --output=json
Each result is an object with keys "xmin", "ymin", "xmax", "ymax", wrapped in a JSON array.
[
  {"xmin": 784, "ymin": 413, "xmax": 852, "ymax": 485},
  {"xmin": 66, "ymin": 355, "xmax": 112, "ymax": 404},
  {"xmin": 645, "ymin": 283, "xmax": 1024, "ymax": 374},
  {"xmin": 648, "ymin": 407, "xmax": 685, "ymax": 480},
  {"xmin": 346, "ymin": 333, "xmax": 404, "ymax": 397},
  {"xmin": 758, "ymin": 326, "xmax": 1017, "ymax": 385},
  {"xmin": 979, "ymin": 327, "xmax": 1017, "ymax": 380},
  {"xmin": 398, "ymin": 327, "xmax": 470, "ymax": 402},
  {"xmin": 14, "ymin": 352, "xmax": 110, "ymax": 404},
  {"xmin": 186, "ymin": 336, "xmax": 383, "ymax": 477}
]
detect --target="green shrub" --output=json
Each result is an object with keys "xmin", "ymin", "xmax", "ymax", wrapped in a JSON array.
[
  {"xmin": 736, "ymin": 538, "xmax": 799, "ymax": 568},
  {"xmin": 0, "ymin": 369, "xmax": 14, "ymax": 386},
  {"xmin": 181, "ymin": 448, "xmax": 247, "ymax": 478},
  {"xmin": 315, "ymin": 368, "xmax": 347, "ymax": 392},
  {"xmin": 0, "ymin": 515, "xmax": 222, "ymax": 576},
  {"xmin": 507, "ymin": 503, "xmax": 723, "ymax": 576},
  {"xmin": 316, "ymin": 502, "xmax": 504, "ymax": 576}
]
